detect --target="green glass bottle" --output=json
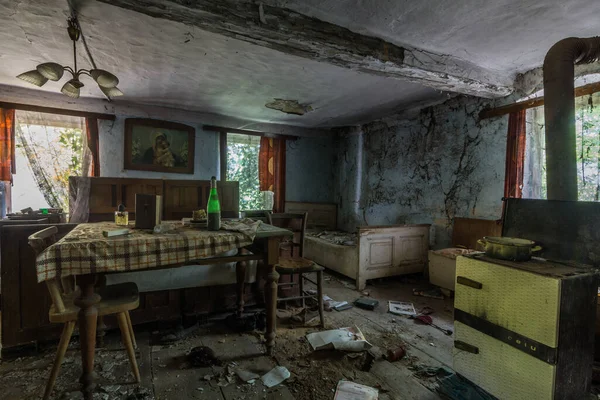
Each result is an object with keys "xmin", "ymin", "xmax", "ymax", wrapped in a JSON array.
[{"xmin": 207, "ymin": 176, "xmax": 221, "ymax": 231}]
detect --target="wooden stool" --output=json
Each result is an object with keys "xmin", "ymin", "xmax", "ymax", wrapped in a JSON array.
[{"xmin": 29, "ymin": 226, "xmax": 141, "ymax": 400}]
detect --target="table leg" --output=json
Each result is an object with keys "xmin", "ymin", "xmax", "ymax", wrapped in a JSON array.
[
  {"xmin": 74, "ymin": 275, "xmax": 101, "ymax": 400},
  {"xmin": 95, "ymin": 275, "xmax": 107, "ymax": 348},
  {"xmin": 265, "ymin": 237, "xmax": 280, "ymax": 356},
  {"xmin": 236, "ymin": 249, "xmax": 248, "ymax": 317}
]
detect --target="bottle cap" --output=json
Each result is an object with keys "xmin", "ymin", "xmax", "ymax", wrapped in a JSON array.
[
  {"xmin": 211, "ymin": 176, "xmax": 216, "ymax": 180},
  {"xmin": 118, "ymin": 204, "xmax": 125, "ymax": 212}
]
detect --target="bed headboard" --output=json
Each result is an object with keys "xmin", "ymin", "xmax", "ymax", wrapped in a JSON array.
[{"xmin": 284, "ymin": 202, "xmax": 337, "ymax": 230}]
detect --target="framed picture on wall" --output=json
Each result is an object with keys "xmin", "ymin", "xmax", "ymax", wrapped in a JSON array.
[{"xmin": 124, "ymin": 118, "xmax": 195, "ymax": 174}]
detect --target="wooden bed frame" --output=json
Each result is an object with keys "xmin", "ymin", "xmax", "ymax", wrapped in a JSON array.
[{"xmin": 285, "ymin": 202, "xmax": 430, "ymax": 290}]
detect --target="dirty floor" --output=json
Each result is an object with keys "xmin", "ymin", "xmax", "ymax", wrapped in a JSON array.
[{"xmin": 0, "ymin": 272, "xmax": 455, "ymax": 399}]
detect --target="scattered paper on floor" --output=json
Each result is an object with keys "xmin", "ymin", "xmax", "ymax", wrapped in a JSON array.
[
  {"xmin": 261, "ymin": 366, "xmax": 290, "ymax": 388},
  {"xmin": 333, "ymin": 380, "xmax": 378, "ymax": 400},
  {"xmin": 388, "ymin": 301, "xmax": 416, "ymax": 316},
  {"xmin": 306, "ymin": 326, "xmax": 372, "ymax": 352}
]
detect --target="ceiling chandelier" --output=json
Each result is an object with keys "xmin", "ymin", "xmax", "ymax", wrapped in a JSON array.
[{"xmin": 16, "ymin": 17, "xmax": 123, "ymax": 99}]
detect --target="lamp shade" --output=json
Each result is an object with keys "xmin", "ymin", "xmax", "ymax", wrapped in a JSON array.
[
  {"xmin": 17, "ymin": 70, "xmax": 48, "ymax": 87},
  {"xmin": 99, "ymin": 86, "xmax": 124, "ymax": 97},
  {"xmin": 90, "ymin": 69, "xmax": 119, "ymax": 88},
  {"xmin": 61, "ymin": 79, "xmax": 84, "ymax": 98},
  {"xmin": 36, "ymin": 63, "xmax": 64, "ymax": 81}
]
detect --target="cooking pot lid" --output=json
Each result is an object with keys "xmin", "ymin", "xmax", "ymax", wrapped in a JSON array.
[{"xmin": 483, "ymin": 236, "xmax": 535, "ymax": 247}]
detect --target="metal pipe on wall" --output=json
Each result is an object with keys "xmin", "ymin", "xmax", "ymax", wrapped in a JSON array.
[{"xmin": 543, "ymin": 37, "xmax": 600, "ymax": 201}]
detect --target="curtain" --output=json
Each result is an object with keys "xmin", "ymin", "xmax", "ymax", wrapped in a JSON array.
[
  {"xmin": 14, "ymin": 111, "xmax": 91, "ymax": 221},
  {"xmin": 259, "ymin": 137, "xmax": 286, "ymax": 212},
  {"xmin": 504, "ymin": 110, "xmax": 527, "ymax": 199},
  {"xmin": 0, "ymin": 108, "xmax": 15, "ymax": 183},
  {"xmin": 85, "ymin": 117, "xmax": 100, "ymax": 177}
]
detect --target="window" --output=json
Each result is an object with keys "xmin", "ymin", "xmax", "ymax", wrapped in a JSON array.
[
  {"xmin": 226, "ymin": 133, "xmax": 262, "ymax": 210},
  {"xmin": 12, "ymin": 111, "xmax": 85, "ymax": 213},
  {"xmin": 524, "ymin": 92, "xmax": 600, "ymax": 201}
]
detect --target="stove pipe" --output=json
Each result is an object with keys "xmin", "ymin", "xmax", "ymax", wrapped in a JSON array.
[{"xmin": 543, "ymin": 37, "xmax": 600, "ymax": 201}]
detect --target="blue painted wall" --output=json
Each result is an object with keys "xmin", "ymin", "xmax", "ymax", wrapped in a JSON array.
[
  {"xmin": 285, "ymin": 135, "xmax": 336, "ymax": 203},
  {"xmin": 99, "ymin": 116, "xmax": 219, "ymax": 180},
  {"xmin": 334, "ymin": 96, "xmax": 508, "ymax": 247},
  {"xmin": 99, "ymin": 116, "xmax": 336, "ymax": 203}
]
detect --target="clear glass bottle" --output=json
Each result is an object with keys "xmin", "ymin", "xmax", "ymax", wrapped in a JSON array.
[
  {"xmin": 115, "ymin": 204, "xmax": 129, "ymax": 226},
  {"xmin": 207, "ymin": 176, "xmax": 221, "ymax": 231}
]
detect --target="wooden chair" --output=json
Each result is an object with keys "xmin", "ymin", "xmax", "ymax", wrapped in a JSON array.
[
  {"xmin": 28, "ymin": 226, "xmax": 141, "ymax": 400},
  {"xmin": 268, "ymin": 213, "xmax": 325, "ymax": 327}
]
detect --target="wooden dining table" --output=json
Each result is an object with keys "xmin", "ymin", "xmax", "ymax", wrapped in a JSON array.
[{"xmin": 35, "ymin": 219, "xmax": 293, "ymax": 400}]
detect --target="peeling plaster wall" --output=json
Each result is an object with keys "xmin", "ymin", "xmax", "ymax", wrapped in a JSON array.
[
  {"xmin": 334, "ymin": 95, "xmax": 508, "ymax": 248},
  {"xmin": 286, "ymin": 136, "xmax": 335, "ymax": 203},
  {"xmin": 99, "ymin": 116, "xmax": 219, "ymax": 180},
  {"xmin": 98, "ymin": 115, "xmax": 335, "ymax": 203}
]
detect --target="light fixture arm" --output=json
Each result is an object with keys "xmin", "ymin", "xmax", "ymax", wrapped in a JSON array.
[{"xmin": 16, "ymin": 13, "xmax": 122, "ymax": 100}]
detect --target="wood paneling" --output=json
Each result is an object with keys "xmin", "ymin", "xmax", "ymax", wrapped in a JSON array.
[
  {"xmin": 284, "ymin": 202, "xmax": 337, "ymax": 230},
  {"xmin": 1, "ymin": 224, "xmax": 77, "ymax": 349},
  {"xmin": 163, "ymin": 180, "xmax": 239, "ymax": 220},
  {"xmin": 452, "ymin": 217, "xmax": 502, "ymax": 250}
]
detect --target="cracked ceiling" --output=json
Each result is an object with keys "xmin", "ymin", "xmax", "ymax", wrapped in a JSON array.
[{"xmin": 1, "ymin": 0, "xmax": 599, "ymax": 128}]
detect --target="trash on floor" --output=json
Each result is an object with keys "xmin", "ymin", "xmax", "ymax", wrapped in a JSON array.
[
  {"xmin": 386, "ymin": 346, "xmax": 406, "ymax": 362},
  {"xmin": 306, "ymin": 326, "xmax": 372, "ymax": 352},
  {"xmin": 187, "ymin": 346, "xmax": 221, "ymax": 367},
  {"xmin": 411, "ymin": 315, "xmax": 453, "ymax": 336},
  {"xmin": 388, "ymin": 301, "xmax": 416, "ymax": 316},
  {"xmin": 333, "ymin": 380, "xmax": 379, "ymax": 400},
  {"xmin": 335, "ymin": 302, "xmax": 353, "ymax": 311},
  {"xmin": 234, "ymin": 368, "xmax": 260, "ymax": 383},
  {"xmin": 354, "ymin": 298, "xmax": 379, "ymax": 310},
  {"xmin": 323, "ymin": 295, "xmax": 351, "ymax": 311},
  {"xmin": 261, "ymin": 366, "xmax": 291, "ymax": 388},
  {"xmin": 412, "ymin": 287, "xmax": 445, "ymax": 299},
  {"xmin": 437, "ymin": 372, "xmax": 496, "ymax": 400}
]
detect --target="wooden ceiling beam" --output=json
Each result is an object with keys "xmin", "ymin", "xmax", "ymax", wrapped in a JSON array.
[{"xmin": 98, "ymin": 0, "xmax": 512, "ymax": 98}]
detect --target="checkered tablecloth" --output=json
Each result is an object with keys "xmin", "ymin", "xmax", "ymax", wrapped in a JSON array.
[{"xmin": 36, "ymin": 220, "xmax": 260, "ymax": 282}]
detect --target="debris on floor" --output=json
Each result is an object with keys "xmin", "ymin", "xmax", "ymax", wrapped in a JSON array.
[
  {"xmin": 187, "ymin": 346, "xmax": 221, "ymax": 367},
  {"xmin": 437, "ymin": 372, "xmax": 497, "ymax": 400},
  {"xmin": 386, "ymin": 346, "xmax": 406, "ymax": 362},
  {"xmin": 388, "ymin": 301, "xmax": 416, "ymax": 316},
  {"xmin": 333, "ymin": 381, "xmax": 378, "ymax": 400},
  {"xmin": 261, "ymin": 366, "xmax": 291, "ymax": 388},
  {"xmin": 411, "ymin": 315, "xmax": 453, "ymax": 336},
  {"xmin": 323, "ymin": 295, "xmax": 350, "ymax": 311},
  {"xmin": 306, "ymin": 326, "xmax": 371, "ymax": 352},
  {"xmin": 235, "ymin": 367, "xmax": 260, "ymax": 383},
  {"xmin": 413, "ymin": 287, "xmax": 445, "ymax": 299},
  {"xmin": 354, "ymin": 298, "xmax": 379, "ymax": 310}
]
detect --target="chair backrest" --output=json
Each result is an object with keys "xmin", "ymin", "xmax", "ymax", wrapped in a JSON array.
[
  {"xmin": 269, "ymin": 212, "xmax": 308, "ymax": 257},
  {"xmin": 242, "ymin": 210, "xmax": 273, "ymax": 223},
  {"xmin": 28, "ymin": 226, "xmax": 75, "ymax": 313}
]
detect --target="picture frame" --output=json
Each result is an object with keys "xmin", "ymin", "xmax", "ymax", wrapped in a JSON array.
[{"xmin": 124, "ymin": 118, "xmax": 195, "ymax": 174}]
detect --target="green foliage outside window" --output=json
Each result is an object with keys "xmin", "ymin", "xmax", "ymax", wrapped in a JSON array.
[{"xmin": 227, "ymin": 135, "xmax": 262, "ymax": 210}]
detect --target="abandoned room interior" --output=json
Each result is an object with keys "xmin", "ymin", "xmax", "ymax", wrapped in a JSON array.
[{"xmin": 2, "ymin": 1, "xmax": 600, "ymax": 399}]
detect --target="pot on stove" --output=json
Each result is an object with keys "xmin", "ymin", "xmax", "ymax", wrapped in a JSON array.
[{"xmin": 477, "ymin": 236, "xmax": 542, "ymax": 261}]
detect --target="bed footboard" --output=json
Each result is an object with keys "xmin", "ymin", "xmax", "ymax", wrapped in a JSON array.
[{"xmin": 357, "ymin": 225, "xmax": 430, "ymax": 290}]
